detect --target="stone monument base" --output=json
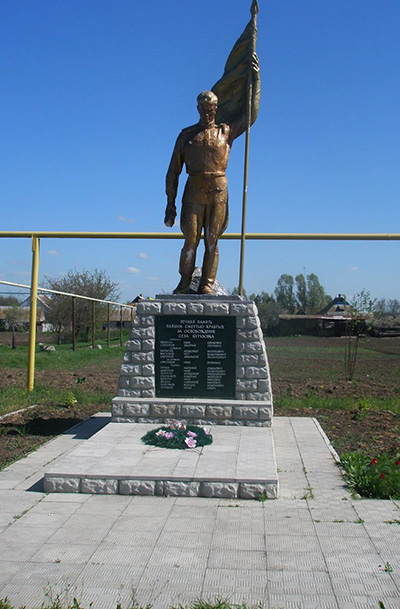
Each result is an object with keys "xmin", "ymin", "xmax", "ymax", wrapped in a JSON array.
[
  {"xmin": 44, "ymin": 421, "xmax": 279, "ymax": 499},
  {"xmin": 112, "ymin": 396, "xmax": 271, "ymax": 427},
  {"xmin": 111, "ymin": 295, "xmax": 273, "ymax": 427}
]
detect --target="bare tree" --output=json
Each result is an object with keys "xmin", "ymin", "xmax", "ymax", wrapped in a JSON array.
[
  {"xmin": 44, "ymin": 268, "xmax": 120, "ymax": 343},
  {"xmin": 386, "ymin": 299, "xmax": 400, "ymax": 317},
  {"xmin": 344, "ymin": 289, "xmax": 377, "ymax": 381}
]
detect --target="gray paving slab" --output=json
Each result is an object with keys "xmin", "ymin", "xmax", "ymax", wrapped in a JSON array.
[{"xmin": 0, "ymin": 414, "xmax": 399, "ymax": 609}]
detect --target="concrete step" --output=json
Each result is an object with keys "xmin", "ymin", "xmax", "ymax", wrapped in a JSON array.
[{"xmin": 44, "ymin": 423, "xmax": 279, "ymax": 500}]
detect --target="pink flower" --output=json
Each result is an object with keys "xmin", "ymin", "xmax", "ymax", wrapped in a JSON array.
[
  {"xmin": 203, "ymin": 427, "xmax": 211, "ymax": 435},
  {"xmin": 187, "ymin": 431, "xmax": 197, "ymax": 438},
  {"xmin": 172, "ymin": 420, "xmax": 186, "ymax": 430},
  {"xmin": 164, "ymin": 432, "xmax": 175, "ymax": 440},
  {"xmin": 185, "ymin": 436, "xmax": 197, "ymax": 448},
  {"xmin": 156, "ymin": 430, "xmax": 166, "ymax": 437}
]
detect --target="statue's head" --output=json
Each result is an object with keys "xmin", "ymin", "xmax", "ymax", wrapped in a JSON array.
[{"xmin": 197, "ymin": 90, "xmax": 218, "ymax": 126}]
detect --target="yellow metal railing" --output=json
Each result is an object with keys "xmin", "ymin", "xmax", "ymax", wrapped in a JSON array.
[
  {"xmin": 1, "ymin": 230, "xmax": 400, "ymax": 391},
  {"xmin": 2, "ymin": 230, "xmax": 400, "ymax": 240}
]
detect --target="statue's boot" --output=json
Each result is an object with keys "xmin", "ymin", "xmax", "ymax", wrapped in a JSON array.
[
  {"xmin": 199, "ymin": 283, "xmax": 214, "ymax": 295},
  {"xmin": 199, "ymin": 249, "xmax": 218, "ymax": 295},
  {"xmin": 173, "ymin": 247, "xmax": 195, "ymax": 294},
  {"xmin": 173, "ymin": 276, "xmax": 192, "ymax": 294}
]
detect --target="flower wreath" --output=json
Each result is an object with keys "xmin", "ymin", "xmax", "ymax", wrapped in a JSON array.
[{"xmin": 141, "ymin": 420, "xmax": 213, "ymax": 450}]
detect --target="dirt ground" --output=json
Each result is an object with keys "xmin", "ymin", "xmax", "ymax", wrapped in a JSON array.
[{"xmin": 0, "ymin": 336, "xmax": 399, "ymax": 469}]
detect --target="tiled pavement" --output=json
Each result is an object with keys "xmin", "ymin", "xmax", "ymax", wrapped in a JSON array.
[{"xmin": 0, "ymin": 415, "xmax": 399, "ymax": 609}]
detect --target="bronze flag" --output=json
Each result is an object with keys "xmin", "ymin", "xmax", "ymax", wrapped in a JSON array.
[{"xmin": 212, "ymin": 0, "xmax": 260, "ymax": 127}]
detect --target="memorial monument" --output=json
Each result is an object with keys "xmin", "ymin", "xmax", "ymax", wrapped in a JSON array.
[
  {"xmin": 45, "ymin": 1, "xmax": 278, "ymax": 500},
  {"xmin": 112, "ymin": 0, "xmax": 273, "ymax": 428}
]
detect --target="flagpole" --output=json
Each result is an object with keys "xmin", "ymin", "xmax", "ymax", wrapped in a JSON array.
[{"xmin": 238, "ymin": 0, "xmax": 259, "ymax": 296}]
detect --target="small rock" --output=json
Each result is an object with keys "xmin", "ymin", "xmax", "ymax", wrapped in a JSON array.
[{"xmin": 40, "ymin": 345, "xmax": 56, "ymax": 352}]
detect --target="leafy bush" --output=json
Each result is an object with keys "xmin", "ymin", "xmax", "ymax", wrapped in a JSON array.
[{"xmin": 341, "ymin": 451, "xmax": 400, "ymax": 499}]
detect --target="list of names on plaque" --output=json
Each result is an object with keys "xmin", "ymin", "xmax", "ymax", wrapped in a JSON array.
[{"xmin": 155, "ymin": 315, "xmax": 236, "ymax": 398}]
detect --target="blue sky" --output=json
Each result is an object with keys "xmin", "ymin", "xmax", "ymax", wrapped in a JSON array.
[{"xmin": 1, "ymin": 0, "xmax": 399, "ymax": 303}]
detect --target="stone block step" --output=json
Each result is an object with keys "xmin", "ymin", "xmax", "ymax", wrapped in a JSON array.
[
  {"xmin": 44, "ymin": 423, "xmax": 279, "ymax": 500},
  {"xmin": 111, "ymin": 396, "xmax": 272, "ymax": 427}
]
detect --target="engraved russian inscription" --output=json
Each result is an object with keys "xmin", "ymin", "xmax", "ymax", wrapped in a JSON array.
[{"xmin": 155, "ymin": 315, "xmax": 236, "ymax": 398}]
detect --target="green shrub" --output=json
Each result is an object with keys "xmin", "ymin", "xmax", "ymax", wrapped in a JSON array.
[{"xmin": 341, "ymin": 451, "xmax": 400, "ymax": 499}]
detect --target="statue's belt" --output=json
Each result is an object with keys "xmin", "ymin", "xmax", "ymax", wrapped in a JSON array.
[{"xmin": 187, "ymin": 172, "xmax": 226, "ymax": 177}]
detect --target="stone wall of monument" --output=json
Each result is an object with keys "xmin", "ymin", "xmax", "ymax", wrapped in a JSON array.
[{"xmin": 112, "ymin": 296, "xmax": 273, "ymax": 427}]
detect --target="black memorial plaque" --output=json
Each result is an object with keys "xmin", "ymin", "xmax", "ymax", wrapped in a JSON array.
[{"xmin": 155, "ymin": 315, "xmax": 236, "ymax": 398}]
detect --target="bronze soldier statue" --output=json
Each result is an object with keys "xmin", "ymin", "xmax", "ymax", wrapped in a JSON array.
[
  {"xmin": 164, "ymin": 2, "xmax": 260, "ymax": 295},
  {"xmin": 164, "ymin": 77, "xmax": 259, "ymax": 294}
]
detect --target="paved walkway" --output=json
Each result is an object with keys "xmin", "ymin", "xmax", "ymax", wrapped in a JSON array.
[{"xmin": 0, "ymin": 415, "xmax": 399, "ymax": 609}]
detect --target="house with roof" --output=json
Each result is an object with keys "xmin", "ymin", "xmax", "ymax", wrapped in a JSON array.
[
  {"xmin": 19, "ymin": 294, "xmax": 53, "ymax": 331},
  {"xmin": 278, "ymin": 294, "xmax": 352, "ymax": 336}
]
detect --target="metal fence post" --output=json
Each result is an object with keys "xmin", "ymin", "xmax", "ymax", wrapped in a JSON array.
[
  {"xmin": 92, "ymin": 301, "xmax": 96, "ymax": 348},
  {"xmin": 107, "ymin": 303, "xmax": 110, "ymax": 347},
  {"xmin": 72, "ymin": 296, "xmax": 76, "ymax": 351},
  {"xmin": 28, "ymin": 236, "xmax": 40, "ymax": 391}
]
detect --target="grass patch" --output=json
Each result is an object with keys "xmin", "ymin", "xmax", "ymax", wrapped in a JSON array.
[
  {"xmin": 0, "ymin": 385, "xmax": 114, "ymax": 417},
  {"xmin": 0, "ymin": 597, "xmax": 266, "ymax": 609},
  {"xmin": 266, "ymin": 337, "xmax": 399, "ymax": 360},
  {"xmin": 341, "ymin": 451, "xmax": 400, "ymax": 499},
  {"xmin": 275, "ymin": 395, "xmax": 400, "ymax": 415},
  {"xmin": 1, "ymin": 596, "xmax": 387, "ymax": 609},
  {"xmin": 0, "ymin": 343, "xmax": 126, "ymax": 371}
]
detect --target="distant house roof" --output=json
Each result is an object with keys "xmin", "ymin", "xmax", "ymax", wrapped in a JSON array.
[
  {"xmin": 317, "ymin": 294, "xmax": 351, "ymax": 317},
  {"xmin": 129, "ymin": 294, "xmax": 145, "ymax": 304},
  {"xmin": 19, "ymin": 294, "xmax": 51, "ymax": 311}
]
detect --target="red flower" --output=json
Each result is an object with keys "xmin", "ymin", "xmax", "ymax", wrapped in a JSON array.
[
  {"xmin": 396, "ymin": 460, "xmax": 400, "ymax": 466},
  {"xmin": 380, "ymin": 473, "xmax": 385, "ymax": 479},
  {"xmin": 371, "ymin": 458, "xmax": 378, "ymax": 466}
]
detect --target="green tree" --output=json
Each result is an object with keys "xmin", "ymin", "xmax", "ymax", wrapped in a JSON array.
[
  {"xmin": 274, "ymin": 274, "xmax": 296, "ymax": 313},
  {"xmin": 295, "ymin": 273, "xmax": 307, "ymax": 311},
  {"xmin": 306, "ymin": 273, "xmax": 331, "ymax": 314},
  {"xmin": 294, "ymin": 272, "xmax": 331, "ymax": 314},
  {"xmin": 44, "ymin": 268, "xmax": 120, "ymax": 343},
  {"xmin": 4, "ymin": 305, "xmax": 28, "ymax": 348},
  {"xmin": 251, "ymin": 291, "xmax": 282, "ymax": 335},
  {"xmin": 231, "ymin": 286, "xmax": 248, "ymax": 298}
]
